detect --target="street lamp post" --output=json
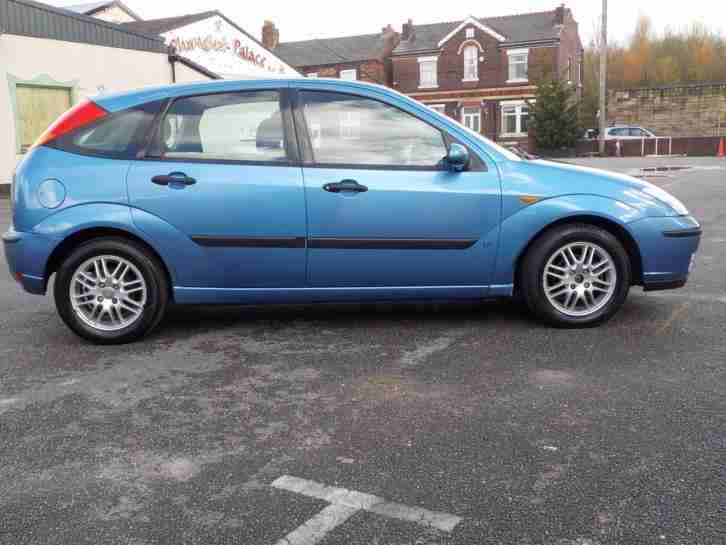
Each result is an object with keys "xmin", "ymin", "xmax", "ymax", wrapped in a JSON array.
[{"xmin": 599, "ymin": 0, "xmax": 608, "ymax": 156}]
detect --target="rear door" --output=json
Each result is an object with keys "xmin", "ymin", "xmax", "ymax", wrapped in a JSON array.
[
  {"xmin": 126, "ymin": 88, "xmax": 307, "ymax": 289},
  {"xmin": 294, "ymin": 89, "xmax": 501, "ymax": 288}
]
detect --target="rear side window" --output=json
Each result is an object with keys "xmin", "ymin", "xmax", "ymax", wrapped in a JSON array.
[
  {"xmin": 157, "ymin": 91, "xmax": 288, "ymax": 163},
  {"xmin": 53, "ymin": 100, "xmax": 162, "ymax": 159}
]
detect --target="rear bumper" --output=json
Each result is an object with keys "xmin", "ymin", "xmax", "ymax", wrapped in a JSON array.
[
  {"xmin": 3, "ymin": 227, "xmax": 56, "ymax": 295},
  {"xmin": 629, "ymin": 215, "xmax": 701, "ymax": 291}
]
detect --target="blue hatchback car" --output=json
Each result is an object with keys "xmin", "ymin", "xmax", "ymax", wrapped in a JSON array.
[{"xmin": 4, "ymin": 79, "xmax": 701, "ymax": 343}]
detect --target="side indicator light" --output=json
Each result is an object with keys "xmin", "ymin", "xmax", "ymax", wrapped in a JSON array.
[{"xmin": 519, "ymin": 195, "xmax": 541, "ymax": 205}]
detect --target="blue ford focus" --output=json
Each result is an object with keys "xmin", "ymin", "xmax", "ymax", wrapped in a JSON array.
[{"xmin": 3, "ymin": 79, "xmax": 701, "ymax": 344}]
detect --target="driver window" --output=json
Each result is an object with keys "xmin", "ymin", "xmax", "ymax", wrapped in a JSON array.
[{"xmin": 299, "ymin": 91, "xmax": 447, "ymax": 167}]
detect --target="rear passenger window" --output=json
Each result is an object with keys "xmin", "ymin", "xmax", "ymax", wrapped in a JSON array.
[
  {"xmin": 57, "ymin": 101, "xmax": 161, "ymax": 158},
  {"xmin": 159, "ymin": 91, "xmax": 287, "ymax": 162}
]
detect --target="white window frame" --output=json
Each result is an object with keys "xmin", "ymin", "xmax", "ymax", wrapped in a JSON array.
[
  {"xmin": 427, "ymin": 103, "xmax": 446, "ymax": 115},
  {"xmin": 417, "ymin": 56, "xmax": 438, "ymax": 89},
  {"xmin": 463, "ymin": 45, "xmax": 479, "ymax": 82},
  {"xmin": 339, "ymin": 69, "xmax": 357, "ymax": 81},
  {"xmin": 500, "ymin": 100, "xmax": 531, "ymax": 137},
  {"xmin": 465, "ymin": 27, "xmax": 475, "ymax": 39},
  {"xmin": 307, "ymin": 72, "xmax": 318, "ymax": 78},
  {"xmin": 506, "ymin": 48, "xmax": 529, "ymax": 83},
  {"xmin": 461, "ymin": 106, "xmax": 481, "ymax": 133}
]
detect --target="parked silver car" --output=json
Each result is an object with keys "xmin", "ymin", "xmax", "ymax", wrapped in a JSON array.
[{"xmin": 604, "ymin": 126, "xmax": 657, "ymax": 139}]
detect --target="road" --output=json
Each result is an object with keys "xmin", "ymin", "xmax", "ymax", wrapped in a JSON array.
[{"xmin": 1, "ymin": 158, "xmax": 724, "ymax": 545}]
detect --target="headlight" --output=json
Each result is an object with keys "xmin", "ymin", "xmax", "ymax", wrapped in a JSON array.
[{"xmin": 640, "ymin": 185, "xmax": 689, "ymax": 216}]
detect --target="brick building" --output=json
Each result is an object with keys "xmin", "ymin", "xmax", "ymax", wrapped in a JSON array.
[
  {"xmin": 268, "ymin": 5, "xmax": 582, "ymax": 152},
  {"xmin": 268, "ymin": 23, "xmax": 400, "ymax": 86},
  {"xmin": 391, "ymin": 6, "xmax": 583, "ymax": 149}
]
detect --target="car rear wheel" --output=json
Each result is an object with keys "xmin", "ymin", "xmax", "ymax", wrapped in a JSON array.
[
  {"xmin": 54, "ymin": 238, "xmax": 168, "ymax": 344},
  {"xmin": 520, "ymin": 224, "xmax": 631, "ymax": 327}
]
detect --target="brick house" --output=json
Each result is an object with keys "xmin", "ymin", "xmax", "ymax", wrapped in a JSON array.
[
  {"xmin": 267, "ymin": 22, "xmax": 400, "ymax": 86},
  {"xmin": 391, "ymin": 6, "xmax": 583, "ymax": 150}
]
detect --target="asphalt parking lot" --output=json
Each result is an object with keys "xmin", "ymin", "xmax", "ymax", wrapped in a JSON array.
[{"xmin": 1, "ymin": 157, "xmax": 724, "ymax": 545}]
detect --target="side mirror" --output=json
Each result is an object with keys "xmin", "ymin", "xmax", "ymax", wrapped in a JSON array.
[{"xmin": 445, "ymin": 143, "xmax": 469, "ymax": 172}]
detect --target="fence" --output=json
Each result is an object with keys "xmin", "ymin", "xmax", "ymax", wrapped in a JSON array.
[{"xmin": 575, "ymin": 136, "xmax": 723, "ymax": 158}]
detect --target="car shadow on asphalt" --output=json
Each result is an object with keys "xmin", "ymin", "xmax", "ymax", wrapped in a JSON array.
[{"xmin": 159, "ymin": 298, "xmax": 536, "ymax": 335}]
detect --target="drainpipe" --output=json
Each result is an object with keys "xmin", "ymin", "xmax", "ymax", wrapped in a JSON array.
[{"xmin": 168, "ymin": 47, "xmax": 177, "ymax": 84}]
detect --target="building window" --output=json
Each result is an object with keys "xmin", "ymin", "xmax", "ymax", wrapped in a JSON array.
[
  {"xmin": 501, "ymin": 101, "xmax": 530, "ymax": 136},
  {"xmin": 307, "ymin": 72, "xmax": 318, "ymax": 78},
  {"xmin": 461, "ymin": 106, "xmax": 481, "ymax": 133},
  {"xmin": 427, "ymin": 104, "xmax": 446, "ymax": 115},
  {"xmin": 463, "ymin": 45, "xmax": 479, "ymax": 81},
  {"xmin": 15, "ymin": 84, "xmax": 72, "ymax": 153},
  {"xmin": 339, "ymin": 69, "xmax": 357, "ymax": 80},
  {"xmin": 507, "ymin": 49, "xmax": 529, "ymax": 83},
  {"xmin": 418, "ymin": 56, "xmax": 438, "ymax": 88},
  {"xmin": 568, "ymin": 56, "xmax": 573, "ymax": 83},
  {"xmin": 466, "ymin": 27, "xmax": 475, "ymax": 38}
]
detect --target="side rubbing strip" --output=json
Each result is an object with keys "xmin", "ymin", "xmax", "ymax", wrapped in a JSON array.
[
  {"xmin": 308, "ymin": 238, "xmax": 478, "ymax": 250},
  {"xmin": 191, "ymin": 236, "xmax": 306, "ymax": 248},
  {"xmin": 662, "ymin": 227, "xmax": 702, "ymax": 238}
]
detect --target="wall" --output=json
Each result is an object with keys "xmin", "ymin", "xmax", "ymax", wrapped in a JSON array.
[
  {"xmin": 173, "ymin": 61, "xmax": 216, "ymax": 84},
  {"xmin": 90, "ymin": 5, "xmax": 137, "ymax": 24},
  {"xmin": 162, "ymin": 15, "xmax": 299, "ymax": 79},
  {"xmin": 298, "ymin": 60, "xmax": 388, "ymax": 85},
  {"xmin": 609, "ymin": 84, "xmax": 726, "ymax": 137},
  {"xmin": 556, "ymin": 10, "xmax": 583, "ymax": 92},
  {"xmin": 392, "ymin": 29, "xmax": 557, "ymax": 94},
  {"xmin": 0, "ymin": 33, "xmax": 181, "ymax": 183}
]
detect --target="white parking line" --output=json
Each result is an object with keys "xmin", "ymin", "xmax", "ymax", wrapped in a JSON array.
[{"xmin": 271, "ymin": 475, "xmax": 462, "ymax": 545}]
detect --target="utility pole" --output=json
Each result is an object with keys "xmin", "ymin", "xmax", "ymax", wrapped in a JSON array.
[{"xmin": 598, "ymin": 0, "xmax": 608, "ymax": 155}]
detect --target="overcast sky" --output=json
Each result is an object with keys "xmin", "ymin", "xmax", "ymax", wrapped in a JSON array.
[{"xmin": 108, "ymin": 1, "xmax": 724, "ymax": 45}]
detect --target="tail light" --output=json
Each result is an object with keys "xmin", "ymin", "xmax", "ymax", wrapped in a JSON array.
[{"xmin": 30, "ymin": 99, "xmax": 107, "ymax": 150}]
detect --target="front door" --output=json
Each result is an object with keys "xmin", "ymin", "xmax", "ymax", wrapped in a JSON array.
[
  {"xmin": 127, "ymin": 89, "xmax": 306, "ymax": 289},
  {"xmin": 295, "ymin": 90, "xmax": 501, "ymax": 287}
]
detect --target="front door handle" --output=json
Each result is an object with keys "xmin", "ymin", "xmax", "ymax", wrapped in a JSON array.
[
  {"xmin": 151, "ymin": 172, "xmax": 197, "ymax": 186},
  {"xmin": 323, "ymin": 179, "xmax": 368, "ymax": 193}
]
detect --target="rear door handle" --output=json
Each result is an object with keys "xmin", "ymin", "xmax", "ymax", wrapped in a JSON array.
[
  {"xmin": 151, "ymin": 172, "xmax": 196, "ymax": 186},
  {"xmin": 323, "ymin": 179, "xmax": 368, "ymax": 193}
]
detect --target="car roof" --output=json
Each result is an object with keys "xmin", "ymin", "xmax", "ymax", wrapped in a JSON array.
[
  {"xmin": 92, "ymin": 78, "xmax": 391, "ymax": 112},
  {"xmin": 90, "ymin": 77, "xmax": 514, "ymax": 163}
]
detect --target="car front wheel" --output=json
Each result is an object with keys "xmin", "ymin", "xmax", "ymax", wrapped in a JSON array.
[
  {"xmin": 520, "ymin": 224, "xmax": 631, "ymax": 327},
  {"xmin": 54, "ymin": 238, "xmax": 169, "ymax": 344}
]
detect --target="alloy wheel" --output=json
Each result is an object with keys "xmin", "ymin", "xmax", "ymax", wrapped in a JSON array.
[
  {"xmin": 542, "ymin": 242, "xmax": 617, "ymax": 317},
  {"xmin": 69, "ymin": 255, "xmax": 147, "ymax": 331}
]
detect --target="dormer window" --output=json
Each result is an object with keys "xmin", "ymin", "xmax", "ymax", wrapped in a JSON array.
[
  {"xmin": 463, "ymin": 45, "xmax": 479, "ymax": 81},
  {"xmin": 465, "ymin": 27, "xmax": 475, "ymax": 38}
]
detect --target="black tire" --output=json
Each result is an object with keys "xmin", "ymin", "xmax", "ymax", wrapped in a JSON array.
[
  {"xmin": 520, "ymin": 223, "xmax": 631, "ymax": 328},
  {"xmin": 54, "ymin": 237, "xmax": 169, "ymax": 344}
]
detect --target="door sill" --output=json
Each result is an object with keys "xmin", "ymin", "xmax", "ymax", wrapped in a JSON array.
[{"xmin": 172, "ymin": 284, "xmax": 512, "ymax": 305}]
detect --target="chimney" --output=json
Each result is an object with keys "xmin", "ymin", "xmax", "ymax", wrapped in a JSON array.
[
  {"xmin": 401, "ymin": 18, "xmax": 414, "ymax": 42},
  {"xmin": 554, "ymin": 4, "xmax": 567, "ymax": 26},
  {"xmin": 381, "ymin": 24, "xmax": 400, "ymax": 57},
  {"xmin": 262, "ymin": 20, "xmax": 279, "ymax": 49}
]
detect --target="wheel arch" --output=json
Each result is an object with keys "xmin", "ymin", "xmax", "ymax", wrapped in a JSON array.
[
  {"xmin": 45, "ymin": 227, "xmax": 174, "ymax": 300},
  {"xmin": 513, "ymin": 215, "xmax": 644, "ymax": 293}
]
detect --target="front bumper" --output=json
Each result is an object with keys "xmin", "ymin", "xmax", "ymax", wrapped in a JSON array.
[
  {"xmin": 3, "ymin": 226, "xmax": 56, "ymax": 295},
  {"xmin": 628, "ymin": 215, "xmax": 702, "ymax": 291}
]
